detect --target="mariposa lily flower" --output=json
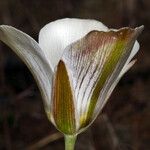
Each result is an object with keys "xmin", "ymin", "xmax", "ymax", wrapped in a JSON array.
[{"xmin": 0, "ymin": 18, "xmax": 143, "ymax": 150}]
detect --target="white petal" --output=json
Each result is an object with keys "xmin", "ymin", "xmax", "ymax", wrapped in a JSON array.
[
  {"xmin": 97, "ymin": 60, "xmax": 136, "ymax": 113},
  {"xmin": 92, "ymin": 59, "xmax": 136, "ymax": 118},
  {"xmin": 39, "ymin": 18, "xmax": 108, "ymax": 70},
  {"xmin": 0, "ymin": 25, "xmax": 53, "ymax": 108},
  {"xmin": 88, "ymin": 60, "xmax": 136, "ymax": 130}
]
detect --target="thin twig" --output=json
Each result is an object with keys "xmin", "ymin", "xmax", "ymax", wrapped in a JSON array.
[
  {"xmin": 15, "ymin": 86, "xmax": 34, "ymax": 101},
  {"xmin": 102, "ymin": 115, "xmax": 120, "ymax": 149},
  {"xmin": 25, "ymin": 132, "xmax": 63, "ymax": 150}
]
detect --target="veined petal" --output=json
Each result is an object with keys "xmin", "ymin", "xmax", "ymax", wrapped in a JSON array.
[
  {"xmin": 90, "ymin": 37, "xmax": 140, "ymax": 124},
  {"xmin": 60, "ymin": 26, "xmax": 143, "ymax": 131},
  {"xmin": 0, "ymin": 25, "xmax": 53, "ymax": 108},
  {"xmin": 39, "ymin": 18, "xmax": 108, "ymax": 70},
  {"xmin": 94, "ymin": 60, "xmax": 136, "ymax": 120},
  {"xmin": 81, "ymin": 60, "xmax": 136, "ymax": 133},
  {"xmin": 81, "ymin": 27, "xmax": 143, "ymax": 128},
  {"xmin": 52, "ymin": 60, "xmax": 76, "ymax": 134}
]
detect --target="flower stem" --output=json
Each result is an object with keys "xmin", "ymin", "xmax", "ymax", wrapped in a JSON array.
[{"xmin": 65, "ymin": 135, "xmax": 77, "ymax": 150}]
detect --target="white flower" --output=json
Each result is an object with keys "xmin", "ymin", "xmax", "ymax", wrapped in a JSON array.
[{"xmin": 0, "ymin": 18, "xmax": 143, "ymax": 135}]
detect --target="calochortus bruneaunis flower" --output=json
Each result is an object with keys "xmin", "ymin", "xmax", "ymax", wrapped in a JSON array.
[{"xmin": 0, "ymin": 18, "xmax": 143, "ymax": 150}]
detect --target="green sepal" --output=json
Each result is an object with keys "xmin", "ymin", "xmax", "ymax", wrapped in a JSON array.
[{"xmin": 52, "ymin": 60, "xmax": 76, "ymax": 134}]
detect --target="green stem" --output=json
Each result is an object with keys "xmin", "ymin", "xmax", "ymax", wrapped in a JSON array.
[{"xmin": 65, "ymin": 135, "xmax": 77, "ymax": 150}]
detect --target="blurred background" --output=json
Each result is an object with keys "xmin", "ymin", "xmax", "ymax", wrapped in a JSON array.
[{"xmin": 0, "ymin": 0, "xmax": 149, "ymax": 149}]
